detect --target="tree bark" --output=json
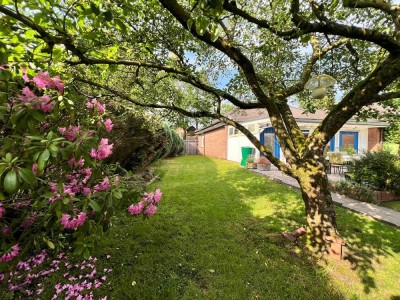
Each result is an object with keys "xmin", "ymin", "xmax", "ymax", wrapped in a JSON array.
[{"xmin": 296, "ymin": 157, "xmax": 341, "ymax": 254}]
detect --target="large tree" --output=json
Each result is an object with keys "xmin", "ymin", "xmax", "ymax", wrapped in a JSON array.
[{"xmin": 1, "ymin": 0, "xmax": 400, "ymax": 253}]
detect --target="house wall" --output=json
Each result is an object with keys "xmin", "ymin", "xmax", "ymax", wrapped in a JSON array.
[
  {"xmin": 226, "ymin": 119, "xmax": 383, "ymax": 163},
  {"xmin": 227, "ymin": 121, "xmax": 260, "ymax": 162},
  {"xmin": 368, "ymin": 128, "xmax": 383, "ymax": 151},
  {"xmin": 197, "ymin": 127, "xmax": 228, "ymax": 159}
]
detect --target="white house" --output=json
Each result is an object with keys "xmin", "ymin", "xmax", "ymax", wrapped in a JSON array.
[{"xmin": 196, "ymin": 107, "xmax": 388, "ymax": 162}]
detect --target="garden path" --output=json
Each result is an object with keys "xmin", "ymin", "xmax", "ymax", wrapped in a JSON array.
[{"xmin": 250, "ymin": 167, "xmax": 400, "ymax": 228}]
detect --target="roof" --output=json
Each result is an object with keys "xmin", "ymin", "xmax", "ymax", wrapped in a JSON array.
[{"xmin": 195, "ymin": 106, "xmax": 388, "ymax": 134}]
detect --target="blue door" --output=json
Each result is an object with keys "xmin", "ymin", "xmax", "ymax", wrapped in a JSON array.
[
  {"xmin": 339, "ymin": 131, "xmax": 359, "ymax": 153},
  {"xmin": 260, "ymin": 127, "xmax": 280, "ymax": 159},
  {"xmin": 330, "ymin": 136, "xmax": 335, "ymax": 152}
]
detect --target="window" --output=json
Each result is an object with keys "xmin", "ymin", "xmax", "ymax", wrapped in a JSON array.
[
  {"xmin": 228, "ymin": 127, "xmax": 234, "ymax": 136},
  {"xmin": 302, "ymin": 130, "xmax": 310, "ymax": 138},
  {"xmin": 248, "ymin": 124, "xmax": 256, "ymax": 132}
]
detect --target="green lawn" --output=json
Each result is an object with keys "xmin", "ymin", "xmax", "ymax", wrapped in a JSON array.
[
  {"xmin": 91, "ymin": 156, "xmax": 400, "ymax": 299},
  {"xmin": 381, "ymin": 201, "xmax": 400, "ymax": 213}
]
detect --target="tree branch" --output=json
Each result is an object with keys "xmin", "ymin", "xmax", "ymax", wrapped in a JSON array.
[
  {"xmin": 158, "ymin": 0, "xmax": 299, "ymax": 160},
  {"xmin": 75, "ymin": 77, "xmax": 216, "ymax": 119},
  {"xmin": 216, "ymin": 114, "xmax": 295, "ymax": 176},
  {"xmin": 280, "ymin": 37, "xmax": 349, "ymax": 98},
  {"xmin": 376, "ymin": 91, "xmax": 400, "ymax": 101},
  {"xmin": 221, "ymin": 0, "xmax": 400, "ymax": 54}
]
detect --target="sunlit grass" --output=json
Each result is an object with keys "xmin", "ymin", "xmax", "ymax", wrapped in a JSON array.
[
  {"xmin": 381, "ymin": 201, "xmax": 400, "ymax": 212},
  {"xmin": 90, "ymin": 156, "xmax": 399, "ymax": 299}
]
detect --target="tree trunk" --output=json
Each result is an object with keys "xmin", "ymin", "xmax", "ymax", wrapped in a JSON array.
[{"xmin": 296, "ymin": 158, "xmax": 342, "ymax": 254}]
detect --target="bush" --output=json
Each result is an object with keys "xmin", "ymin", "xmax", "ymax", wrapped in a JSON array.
[
  {"xmin": 333, "ymin": 180, "xmax": 375, "ymax": 203},
  {"xmin": 0, "ymin": 67, "xmax": 162, "ymax": 267},
  {"xmin": 347, "ymin": 151, "xmax": 400, "ymax": 193},
  {"xmin": 107, "ymin": 116, "xmax": 183, "ymax": 170}
]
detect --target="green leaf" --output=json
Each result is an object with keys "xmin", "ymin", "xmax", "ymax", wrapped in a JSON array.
[
  {"xmin": 4, "ymin": 170, "xmax": 18, "ymax": 194},
  {"xmin": 31, "ymin": 110, "xmax": 45, "ymax": 122},
  {"xmin": 40, "ymin": 149, "xmax": 50, "ymax": 162},
  {"xmin": 89, "ymin": 200, "xmax": 102, "ymax": 212},
  {"xmin": 0, "ymin": 192, "xmax": 4, "ymax": 200},
  {"xmin": 5, "ymin": 152, "xmax": 12, "ymax": 162},
  {"xmin": 46, "ymin": 240, "xmax": 55, "ymax": 249},
  {"xmin": 90, "ymin": 2, "xmax": 101, "ymax": 15},
  {"xmin": 115, "ymin": 19, "xmax": 127, "ymax": 33},
  {"xmin": 83, "ymin": 247, "xmax": 90, "ymax": 259},
  {"xmin": 187, "ymin": 18, "xmax": 194, "ymax": 31},
  {"xmin": 18, "ymin": 167, "xmax": 36, "ymax": 187},
  {"xmin": 103, "ymin": 10, "xmax": 113, "ymax": 22}
]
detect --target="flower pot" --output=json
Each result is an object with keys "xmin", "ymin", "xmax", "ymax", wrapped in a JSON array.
[
  {"xmin": 246, "ymin": 162, "xmax": 257, "ymax": 169},
  {"xmin": 257, "ymin": 164, "xmax": 271, "ymax": 171}
]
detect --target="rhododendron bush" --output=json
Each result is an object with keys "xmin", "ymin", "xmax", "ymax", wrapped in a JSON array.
[{"xmin": 0, "ymin": 66, "xmax": 162, "ymax": 269}]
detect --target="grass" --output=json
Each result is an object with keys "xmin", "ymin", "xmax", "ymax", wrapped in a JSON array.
[
  {"xmin": 381, "ymin": 201, "xmax": 400, "ymax": 213},
  {"xmin": 87, "ymin": 156, "xmax": 399, "ymax": 299}
]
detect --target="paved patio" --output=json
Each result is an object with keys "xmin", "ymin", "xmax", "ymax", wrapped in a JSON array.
[{"xmin": 249, "ymin": 166, "xmax": 400, "ymax": 228}]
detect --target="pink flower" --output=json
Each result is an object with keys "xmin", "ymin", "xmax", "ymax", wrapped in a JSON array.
[
  {"xmin": 22, "ymin": 68, "xmax": 30, "ymax": 82},
  {"xmin": 0, "ymin": 203, "xmax": 4, "ymax": 218},
  {"xmin": 90, "ymin": 138, "xmax": 113, "ymax": 160},
  {"xmin": 61, "ymin": 212, "xmax": 87, "ymax": 229},
  {"xmin": 33, "ymin": 71, "xmax": 64, "ymax": 92},
  {"xmin": 68, "ymin": 157, "xmax": 85, "ymax": 167},
  {"xmin": 40, "ymin": 95, "xmax": 54, "ymax": 112},
  {"xmin": 32, "ymin": 163, "xmax": 38, "ymax": 175},
  {"xmin": 82, "ymin": 187, "xmax": 91, "ymax": 195},
  {"xmin": 145, "ymin": 204, "xmax": 158, "ymax": 217},
  {"xmin": 128, "ymin": 201, "xmax": 145, "ymax": 215},
  {"xmin": 59, "ymin": 125, "xmax": 82, "ymax": 141},
  {"xmin": 104, "ymin": 118, "xmax": 113, "ymax": 132},
  {"xmin": 2, "ymin": 225, "xmax": 10, "ymax": 235},
  {"xmin": 0, "ymin": 244, "xmax": 20, "ymax": 262},
  {"xmin": 154, "ymin": 189, "xmax": 163, "ymax": 203},
  {"xmin": 93, "ymin": 177, "xmax": 111, "ymax": 193},
  {"xmin": 18, "ymin": 86, "xmax": 37, "ymax": 103},
  {"xmin": 87, "ymin": 98, "xmax": 105, "ymax": 114}
]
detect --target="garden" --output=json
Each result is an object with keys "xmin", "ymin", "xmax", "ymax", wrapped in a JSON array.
[{"xmin": 1, "ymin": 0, "xmax": 400, "ymax": 299}]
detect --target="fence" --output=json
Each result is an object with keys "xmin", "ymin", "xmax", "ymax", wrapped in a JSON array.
[{"xmin": 184, "ymin": 140, "xmax": 198, "ymax": 155}]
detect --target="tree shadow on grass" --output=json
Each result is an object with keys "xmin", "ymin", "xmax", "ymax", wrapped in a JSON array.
[
  {"xmin": 94, "ymin": 156, "xmax": 344, "ymax": 299},
  {"xmin": 93, "ymin": 156, "xmax": 399, "ymax": 299},
  {"xmin": 219, "ymin": 161, "xmax": 400, "ymax": 297}
]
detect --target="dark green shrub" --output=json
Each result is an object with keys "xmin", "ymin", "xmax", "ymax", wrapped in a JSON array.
[
  {"xmin": 333, "ymin": 180, "xmax": 375, "ymax": 203},
  {"xmin": 108, "ymin": 115, "xmax": 183, "ymax": 170},
  {"xmin": 348, "ymin": 151, "xmax": 400, "ymax": 194}
]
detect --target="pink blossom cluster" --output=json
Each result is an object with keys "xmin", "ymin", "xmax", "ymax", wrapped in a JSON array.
[
  {"xmin": 59, "ymin": 125, "xmax": 83, "ymax": 141},
  {"xmin": 86, "ymin": 98, "xmax": 105, "ymax": 114},
  {"xmin": 103, "ymin": 118, "xmax": 113, "ymax": 132},
  {"xmin": 90, "ymin": 138, "xmax": 114, "ymax": 160},
  {"xmin": 32, "ymin": 70, "xmax": 64, "ymax": 93},
  {"xmin": 1, "ymin": 251, "xmax": 112, "ymax": 298},
  {"xmin": 32, "ymin": 162, "xmax": 38, "ymax": 175},
  {"xmin": 0, "ymin": 244, "xmax": 20, "ymax": 262},
  {"xmin": 63, "ymin": 167, "xmax": 92, "ymax": 196},
  {"xmin": 68, "ymin": 157, "xmax": 85, "ymax": 167},
  {"xmin": 16, "ymin": 86, "xmax": 55, "ymax": 112},
  {"xmin": 61, "ymin": 212, "xmax": 87, "ymax": 230},
  {"xmin": 0, "ymin": 203, "xmax": 4, "ymax": 218},
  {"xmin": 21, "ymin": 213, "xmax": 36, "ymax": 229},
  {"xmin": 93, "ymin": 177, "xmax": 111, "ymax": 193},
  {"xmin": 128, "ymin": 188, "xmax": 163, "ymax": 217},
  {"xmin": 49, "ymin": 182, "xmax": 62, "ymax": 202}
]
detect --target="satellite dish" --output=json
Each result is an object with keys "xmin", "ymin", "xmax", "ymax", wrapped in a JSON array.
[{"xmin": 305, "ymin": 74, "xmax": 336, "ymax": 99}]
